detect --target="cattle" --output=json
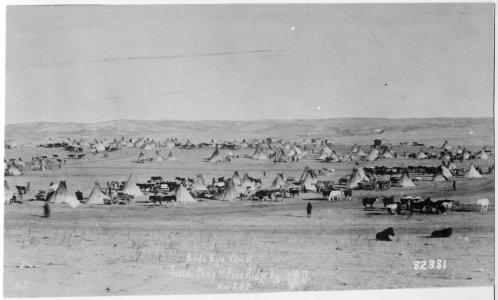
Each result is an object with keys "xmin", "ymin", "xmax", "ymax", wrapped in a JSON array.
[
  {"xmin": 362, "ymin": 197, "xmax": 378, "ymax": 209},
  {"xmin": 343, "ymin": 189, "xmax": 353, "ymax": 200},
  {"xmin": 386, "ymin": 202, "xmax": 402, "ymax": 215},
  {"xmin": 149, "ymin": 194, "xmax": 176, "ymax": 205},
  {"xmin": 328, "ymin": 190, "xmax": 344, "ymax": 201},
  {"xmin": 477, "ymin": 198, "xmax": 490, "ymax": 213},
  {"xmin": 409, "ymin": 197, "xmax": 432, "ymax": 215},
  {"xmin": 289, "ymin": 187, "xmax": 300, "ymax": 197},
  {"xmin": 16, "ymin": 185, "xmax": 28, "ymax": 195},
  {"xmin": 383, "ymin": 196, "xmax": 394, "ymax": 207},
  {"xmin": 430, "ymin": 228, "xmax": 452, "ymax": 238},
  {"xmin": 322, "ymin": 189, "xmax": 332, "ymax": 199},
  {"xmin": 254, "ymin": 190, "xmax": 273, "ymax": 201},
  {"xmin": 376, "ymin": 227, "xmax": 395, "ymax": 241},
  {"xmin": 433, "ymin": 200, "xmax": 459, "ymax": 214}
]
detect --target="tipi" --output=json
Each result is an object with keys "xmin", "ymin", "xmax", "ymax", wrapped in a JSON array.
[
  {"xmin": 175, "ymin": 184, "xmax": 196, "ymax": 203},
  {"xmin": 87, "ymin": 182, "xmax": 107, "ymax": 205},
  {"xmin": 48, "ymin": 181, "xmax": 80, "ymax": 208}
]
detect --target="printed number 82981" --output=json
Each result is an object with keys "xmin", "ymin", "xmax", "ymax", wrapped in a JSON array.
[{"xmin": 413, "ymin": 259, "xmax": 446, "ymax": 270}]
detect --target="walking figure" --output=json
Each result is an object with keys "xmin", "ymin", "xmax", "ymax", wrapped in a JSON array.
[
  {"xmin": 307, "ymin": 202, "xmax": 312, "ymax": 218},
  {"xmin": 453, "ymin": 180, "xmax": 456, "ymax": 190}
]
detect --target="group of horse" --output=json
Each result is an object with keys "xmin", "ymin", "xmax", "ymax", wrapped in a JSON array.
[{"xmin": 362, "ymin": 195, "xmax": 490, "ymax": 215}]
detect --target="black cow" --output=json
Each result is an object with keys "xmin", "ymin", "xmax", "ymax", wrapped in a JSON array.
[
  {"xmin": 254, "ymin": 189, "xmax": 273, "ymax": 201},
  {"xmin": 363, "ymin": 197, "xmax": 378, "ymax": 209},
  {"xmin": 322, "ymin": 189, "xmax": 332, "ymax": 199},
  {"xmin": 343, "ymin": 189, "xmax": 352, "ymax": 200},
  {"xmin": 289, "ymin": 187, "xmax": 300, "ymax": 197},
  {"xmin": 382, "ymin": 196, "xmax": 395, "ymax": 207},
  {"xmin": 431, "ymin": 228, "xmax": 452, "ymax": 238},
  {"xmin": 376, "ymin": 227, "xmax": 395, "ymax": 241},
  {"xmin": 409, "ymin": 197, "xmax": 432, "ymax": 215}
]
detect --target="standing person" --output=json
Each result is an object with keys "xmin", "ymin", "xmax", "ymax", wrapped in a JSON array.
[
  {"xmin": 453, "ymin": 180, "xmax": 456, "ymax": 191},
  {"xmin": 306, "ymin": 202, "xmax": 312, "ymax": 218},
  {"xmin": 43, "ymin": 201, "xmax": 51, "ymax": 218},
  {"xmin": 263, "ymin": 171, "xmax": 266, "ymax": 177}
]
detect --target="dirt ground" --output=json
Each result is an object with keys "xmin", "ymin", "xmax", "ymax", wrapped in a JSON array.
[{"xmin": 3, "ymin": 144, "xmax": 495, "ymax": 297}]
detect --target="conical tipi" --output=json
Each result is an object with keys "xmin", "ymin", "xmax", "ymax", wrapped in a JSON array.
[
  {"xmin": 397, "ymin": 170, "xmax": 416, "ymax": 188},
  {"xmin": 122, "ymin": 174, "xmax": 144, "ymax": 197},
  {"xmin": 48, "ymin": 181, "xmax": 80, "ymax": 207},
  {"xmin": 87, "ymin": 182, "xmax": 107, "ymax": 205},
  {"xmin": 175, "ymin": 184, "xmax": 196, "ymax": 203},
  {"xmin": 218, "ymin": 179, "xmax": 238, "ymax": 201},
  {"xmin": 465, "ymin": 164, "xmax": 482, "ymax": 178}
]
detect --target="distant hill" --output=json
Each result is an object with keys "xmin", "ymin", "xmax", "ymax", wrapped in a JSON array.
[{"xmin": 5, "ymin": 118, "xmax": 494, "ymax": 147}]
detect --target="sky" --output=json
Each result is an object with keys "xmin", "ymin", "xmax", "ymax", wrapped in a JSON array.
[{"xmin": 5, "ymin": 3, "xmax": 495, "ymax": 124}]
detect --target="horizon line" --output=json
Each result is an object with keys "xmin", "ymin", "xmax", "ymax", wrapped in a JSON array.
[{"xmin": 5, "ymin": 116, "xmax": 494, "ymax": 126}]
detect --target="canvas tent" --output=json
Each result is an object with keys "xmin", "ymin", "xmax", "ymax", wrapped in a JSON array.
[
  {"xmin": 122, "ymin": 174, "xmax": 144, "ymax": 197},
  {"xmin": 441, "ymin": 140, "xmax": 451, "ymax": 151},
  {"xmin": 48, "ymin": 181, "xmax": 80, "ymax": 208},
  {"xmin": 397, "ymin": 170, "xmax": 416, "ymax": 188},
  {"xmin": 416, "ymin": 149, "xmax": 428, "ymax": 159},
  {"xmin": 465, "ymin": 164, "xmax": 482, "ymax": 178},
  {"xmin": 175, "ymin": 184, "xmax": 196, "ymax": 203},
  {"xmin": 218, "ymin": 179, "xmax": 238, "ymax": 201},
  {"xmin": 166, "ymin": 151, "xmax": 177, "ymax": 161},
  {"xmin": 191, "ymin": 175, "xmax": 208, "ymax": 193},
  {"xmin": 366, "ymin": 148, "xmax": 379, "ymax": 161},
  {"xmin": 4, "ymin": 180, "xmax": 14, "ymax": 203},
  {"xmin": 87, "ymin": 182, "xmax": 107, "ymax": 205},
  {"xmin": 346, "ymin": 168, "xmax": 364, "ymax": 189},
  {"xmin": 208, "ymin": 148, "xmax": 223, "ymax": 163},
  {"xmin": 232, "ymin": 171, "xmax": 241, "ymax": 186},
  {"xmin": 269, "ymin": 174, "xmax": 286, "ymax": 190}
]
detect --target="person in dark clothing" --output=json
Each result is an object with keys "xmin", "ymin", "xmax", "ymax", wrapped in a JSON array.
[
  {"xmin": 453, "ymin": 180, "xmax": 456, "ymax": 190},
  {"xmin": 307, "ymin": 202, "xmax": 312, "ymax": 218},
  {"xmin": 43, "ymin": 202, "xmax": 51, "ymax": 218}
]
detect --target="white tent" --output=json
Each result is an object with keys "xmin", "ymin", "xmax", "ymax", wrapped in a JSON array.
[
  {"xmin": 218, "ymin": 179, "xmax": 239, "ymax": 201},
  {"xmin": 48, "ymin": 181, "xmax": 80, "ymax": 208},
  {"xmin": 4, "ymin": 180, "xmax": 14, "ymax": 203},
  {"xmin": 232, "ymin": 171, "xmax": 241, "ymax": 186},
  {"xmin": 416, "ymin": 149, "xmax": 428, "ymax": 159},
  {"xmin": 87, "ymin": 182, "xmax": 107, "ymax": 205},
  {"xmin": 175, "ymin": 184, "xmax": 196, "ymax": 203},
  {"xmin": 208, "ymin": 148, "xmax": 223, "ymax": 163},
  {"xmin": 269, "ymin": 174, "xmax": 286, "ymax": 190},
  {"xmin": 166, "ymin": 151, "xmax": 177, "ymax": 161},
  {"xmin": 366, "ymin": 148, "xmax": 379, "ymax": 161},
  {"xmin": 122, "ymin": 174, "xmax": 144, "ymax": 197},
  {"xmin": 191, "ymin": 175, "xmax": 208, "ymax": 193},
  {"xmin": 465, "ymin": 164, "xmax": 482, "ymax": 178},
  {"xmin": 397, "ymin": 170, "xmax": 416, "ymax": 188}
]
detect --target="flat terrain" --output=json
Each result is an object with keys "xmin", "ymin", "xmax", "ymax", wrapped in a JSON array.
[{"xmin": 3, "ymin": 118, "xmax": 495, "ymax": 297}]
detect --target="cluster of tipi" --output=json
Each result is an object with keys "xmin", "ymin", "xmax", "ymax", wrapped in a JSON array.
[
  {"xmin": 4, "ymin": 155, "xmax": 63, "ymax": 175},
  {"xmin": 440, "ymin": 141, "xmax": 490, "ymax": 160},
  {"xmin": 137, "ymin": 150, "xmax": 177, "ymax": 162}
]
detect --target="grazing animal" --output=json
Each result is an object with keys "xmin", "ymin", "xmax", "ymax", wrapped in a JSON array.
[
  {"xmin": 386, "ymin": 202, "xmax": 402, "ymax": 215},
  {"xmin": 362, "ymin": 197, "xmax": 378, "ymax": 209},
  {"xmin": 409, "ymin": 197, "xmax": 431, "ymax": 215},
  {"xmin": 476, "ymin": 198, "xmax": 489, "ymax": 213},
  {"xmin": 328, "ymin": 190, "xmax": 344, "ymax": 202},
  {"xmin": 343, "ymin": 189, "xmax": 353, "ymax": 200},
  {"xmin": 431, "ymin": 228, "xmax": 452, "ymax": 238},
  {"xmin": 289, "ymin": 188, "xmax": 300, "ymax": 197},
  {"xmin": 16, "ymin": 185, "xmax": 27, "ymax": 195},
  {"xmin": 376, "ymin": 227, "xmax": 395, "ymax": 241},
  {"xmin": 383, "ymin": 196, "xmax": 395, "ymax": 207},
  {"xmin": 322, "ymin": 189, "xmax": 332, "ymax": 199}
]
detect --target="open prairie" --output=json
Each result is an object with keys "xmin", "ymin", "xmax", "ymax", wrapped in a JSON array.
[{"xmin": 3, "ymin": 118, "xmax": 495, "ymax": 297}]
